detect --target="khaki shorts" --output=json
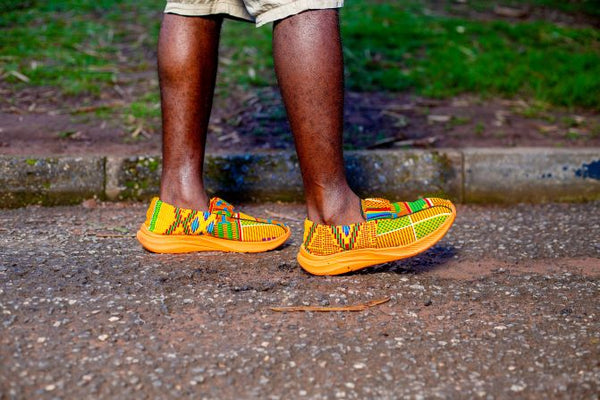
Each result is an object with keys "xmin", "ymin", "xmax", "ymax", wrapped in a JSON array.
[{"xmin": 165, "ymin": 0, "xmax": 344, "ymax": 27}]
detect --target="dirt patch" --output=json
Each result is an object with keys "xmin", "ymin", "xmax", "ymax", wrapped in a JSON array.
[
  {"xmin": 2, "ymin": 1, "xmax": 599, "ymax": 156},
  {"xmin": 2, "ymin": 85, "xmax": 599, "ymax": 156},
  {"xmin": 415, "ymin": 257, "xmax": 600, "ymax": 280}
]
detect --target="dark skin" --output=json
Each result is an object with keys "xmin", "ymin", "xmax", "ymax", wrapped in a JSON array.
[{"xmin": 158, "ymin": 10, "xmax": 364, "ymax": 225}]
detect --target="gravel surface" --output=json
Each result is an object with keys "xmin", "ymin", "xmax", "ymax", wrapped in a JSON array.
[{"xmin": 1, "ymin": 202, "xmax": 599, "ymax": 399}]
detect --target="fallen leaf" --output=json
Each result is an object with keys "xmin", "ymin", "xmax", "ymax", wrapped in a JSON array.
[
  {"xmin": 537, "ymin": 125, "xmax": 558, "ymax": 133},
  {"xmin": 217, "ymin": 131, "xmax": 240, "ymax": 143},
  {"xmin": 69, "ymin": 101, "xmax": 125, "ymax": 115},
  {"xmin": 8, "ymin": 70, "xmax": 30, "ymax": 83},
  {"xmin": 381, "ymin": 110, "xmax": 409, "ymax": 128},
  {"xmin": 82, "ymin": 198, "xmax": 97, "ymax": 209},
  {"xmin": 427, "ymin": 115, "xmax": 451, "ymax": 123},
  {"xmin": 493, "ymin": 5, "xmax": 530, "ymax": 18},
  {"xmin": 451, "ymin": 99, "xmax": 470, "ymax": 107}
]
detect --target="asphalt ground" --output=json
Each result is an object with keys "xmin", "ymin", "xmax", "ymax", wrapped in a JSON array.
[{"xmin": 0, "ymin": 201, "xmax": 599, "ymax": 399}]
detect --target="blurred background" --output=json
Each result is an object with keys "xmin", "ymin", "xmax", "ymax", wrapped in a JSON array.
[{"xmin": 1, "ymin": 0, "xmax": 599, "ymax": 154}]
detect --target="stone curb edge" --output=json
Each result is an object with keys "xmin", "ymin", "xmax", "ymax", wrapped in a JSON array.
[{"xmin": 1, "ymin": 148, "xmax": 599, "ymax": 208}]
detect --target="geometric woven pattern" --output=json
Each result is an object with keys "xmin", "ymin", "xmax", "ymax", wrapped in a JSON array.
[
  {"xmin": 362, "ymin": 197, "xmax": 436, "ymax": 220},
  {"xmin": 303, "ymin": 197, "xmax": 454, "ymax": 256},
  {"xmin": 144, "ymin": 197, "xmax": 288, "ymax": 243}
]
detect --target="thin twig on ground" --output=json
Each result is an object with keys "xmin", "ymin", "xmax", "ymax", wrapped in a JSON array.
[{"xmin": 270, "ymin": 297, "xmax": 391, "ymax": 312}]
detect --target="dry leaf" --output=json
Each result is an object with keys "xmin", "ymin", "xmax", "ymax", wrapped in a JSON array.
[
  {"xmin": 537, "ymin": 125, "xmax": 558, "ymax": 133},
  {"xmin": 217, "ymin": 132, "xmax": 240, "ymax": 143},
  {"xmin": 494, "ymin": 5, "xmax": 530, "ymax": 18},
  {"xmin": 392, "ymin": 136, "xmax": 438, "ymax": 148},
  {"xmin": 493, "ymin": 110, "xmax": 509, "ymax": 127},
  {"xmin": 381, "ymin": 110, "xmax": 409, "ymax": 128},
  {"xmin": 70, "ymin": 101, "xmax": 125, "ymax": 114},
  {"xmin": 427, "ymin": 115, "xmax": 451, "ymax": 123},
  {"xmin": 8, "ymin": 70, "xmax": 30, "ymax": 83},
  {"xmin": 131, "ymin": 122, "xmax": 144, "ymax": 138}
]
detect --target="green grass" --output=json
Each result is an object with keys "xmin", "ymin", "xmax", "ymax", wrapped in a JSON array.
[
  {"xmin": 1, "ymin": 0, "xmax": 599, "ymax": 109},
  {"xmin": 219, "ymin": 21, "xmax": 274, "ymax": 88},
  {"xmin": 340, "ymin": 2, "xmax": 600, "ymax": 108},
  {"xmin": 128, "ymin": 93, "xmax": 161, "ymax": 119},
  {"xmin": 466, "ymin": 0, "xmax": 600, "ymax": 17},
  {"xmin": 0, "ymin": 0, "xmax": 160, "ymax": 95}
]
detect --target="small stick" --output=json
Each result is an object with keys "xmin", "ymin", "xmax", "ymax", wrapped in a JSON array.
[
  {"xmin": 69, "ymin": 101, "xmax": 125, "ymax": 115},
  {"xmin": 270, "ymin": 297, "xmax": 390, "ymax": 312}
]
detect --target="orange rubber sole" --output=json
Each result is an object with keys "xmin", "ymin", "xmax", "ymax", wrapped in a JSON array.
[
  {"xmin": 136, "ymin": 224, "xmax": 291, "ymax": 254},
  {"xmin": 297, "ymin": 204, "xmax": 456, "ymax": 276}
]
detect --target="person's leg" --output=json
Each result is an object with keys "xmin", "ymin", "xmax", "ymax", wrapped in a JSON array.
[
  {"xmin": 158, "ymin": 14, "xmax": 222, "ymax": 211},
  {"xmin": 273, "ymin": 9, "xmax": 364, "ymax": 225},
  {"xmin": 137, "ymin": 8, "xmax": 292, "ymax": 255}
]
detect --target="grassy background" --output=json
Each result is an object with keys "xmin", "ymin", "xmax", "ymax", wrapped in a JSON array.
[{"xmin": 1, "ymin": 0, "xmax": 599, "ymax": 109}]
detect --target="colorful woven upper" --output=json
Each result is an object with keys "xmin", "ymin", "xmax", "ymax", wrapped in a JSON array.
[
  {"xmin": 362, "ymin": 197, "xmax": 437, "ymax": 220},
  {"xmin": 303, "ymin": 197, "xmax": 454, "ymax": 256},
  {"xmin": 144, "ymin": 197, "xmax": 289, "ymax": 242}
]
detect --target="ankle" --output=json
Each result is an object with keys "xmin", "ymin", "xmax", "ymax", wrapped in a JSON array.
[
  {"xmin": 306, "ymin": 188, "xmax": 365, "ymax": 225},
  {"xmin": 160, "ymin": 191, "xmax": 210, "ymax": 211},
  {"xmin": 159, "ymin": 179, "xmax": 209, "ymax": 211}
]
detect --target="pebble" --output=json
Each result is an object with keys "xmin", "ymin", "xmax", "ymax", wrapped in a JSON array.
[
  {"xmin": 98, "ymin": 334, "xmax": 109, "ymax": 341},
  {"xmin": 510, "ymin": 384, "xmax": 527, "ymax": 392},
  {"xmin": 190, "ymin": 377, "xmax": 205, "ymax": 386}
]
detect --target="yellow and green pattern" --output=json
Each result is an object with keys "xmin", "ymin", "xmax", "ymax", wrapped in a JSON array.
[
  {"xmin": 302, "ymin": 197, "xmax": 455, "ymax": 256},
  {"xmin": 144, "ymin": 197, "xmax": 288, "ymax": 243}
]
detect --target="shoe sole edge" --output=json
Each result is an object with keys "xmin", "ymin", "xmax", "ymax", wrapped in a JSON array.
[{"xmin": 136, "ymin": 224, "xmax": 291, "ymax": 253}]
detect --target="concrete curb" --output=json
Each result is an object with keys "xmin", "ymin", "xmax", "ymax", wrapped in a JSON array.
[{"xmin": 1, "ymin": 148, "xmax": 599, "ymax": 207}]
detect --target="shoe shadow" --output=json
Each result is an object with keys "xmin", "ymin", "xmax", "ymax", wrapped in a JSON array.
[{"xmin": 351, "ymin": 245, "xmax": 458, "ymax": 276}]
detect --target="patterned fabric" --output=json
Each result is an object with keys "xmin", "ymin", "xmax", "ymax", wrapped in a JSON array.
[
  {"xmin": 361, "ymin": 197, "xmax": 436, "ymax": 221},
  {"xmin": 144, "ymin": 197, "xmax": 288, "ymax": 243},
  {"xmin": 303, "ymin": 197, "xmax": 454, "ymax": 256}
]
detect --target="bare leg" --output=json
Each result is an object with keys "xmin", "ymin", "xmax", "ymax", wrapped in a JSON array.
[
  {"xmin": 273, "ymin": 10, "xmax": 364, "ymax": 225},
  {"xmin": 158, "ymin": 14, "xmax": 222, "ymax": 210}
]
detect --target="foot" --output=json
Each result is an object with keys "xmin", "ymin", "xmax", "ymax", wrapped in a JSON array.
[
  {"xmin": 137, "ymin": 197, "xmax": 291, "ymax": 253},
  {"xmin": 305, "ymin": 188, "xmax": 366, "ymax": 225},
  {"xmin": 159, "ymin": 174, "xmax": 210, "ymax": 211},
  {"xmin": 297, "ymin": 197, "xmax": 457, "ymax": 275}
]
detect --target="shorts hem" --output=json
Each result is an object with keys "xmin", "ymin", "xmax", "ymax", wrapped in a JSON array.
[
  {"xmin": 164, "ymin": 2, "xmax": 254, "ymax": 22},
  {"xmin": 255, "ymin": 0, "xmax": 344, "ymax": 26}
]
